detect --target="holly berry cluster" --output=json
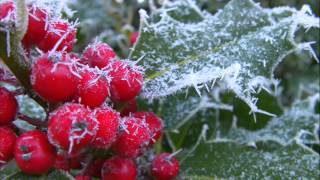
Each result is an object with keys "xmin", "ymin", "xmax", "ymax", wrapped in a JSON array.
[{"xmin": 0, "ymin": 1, "xmax": 179, "ymax": 180}]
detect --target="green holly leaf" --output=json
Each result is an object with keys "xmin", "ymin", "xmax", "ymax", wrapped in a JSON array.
[
  {"xmin": 181, "ymin": 140, "xmax": 320, "ymax": 179},
  {"xmin": 131, "ymin": 0, "xmax": 319, "ymax": 114}
]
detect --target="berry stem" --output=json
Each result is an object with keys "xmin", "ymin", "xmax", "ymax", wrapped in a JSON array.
[
  {"xmin": 0, "ymin": 22, "xmax": 47, "ymax": 109},
  {"xmin": 17, "ymin": 113, "xmax": 47, "ymax": 127},
  {"xmin": 13, "ymin": 0, "xmax": 28, "ymax": 41}
]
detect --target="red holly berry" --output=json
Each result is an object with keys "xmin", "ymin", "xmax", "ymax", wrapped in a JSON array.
[
  {"xmin": 48, "ymin": 103, "xmax": 98, "ymax": 153},
  {"xmin": 75, "ymin": 175, "xmax": 92, "ymax": 180},
  {"xmin": 130, "ymin": 32, "xmax": 139, "ymax": 45},
  {"xmin": 38, "ymin": 20, "xmax": 76, "ymax": 52},
  {"xmin": 0, "ymin": 126, "xmax": 16, "ymax": 164},
  {"xmin": 0, "ymin": 87, "xmax": 18, "ymax": 125},
  {"xmin": 31, "ymin": 53, "xmax": 79, "ymax": 103},
  {"xmin": 84, "ymin": 158, "xmax": 104, "ymax": 178},
  {"xmin": 117, "ymin": 98, "xmax": 137, "ymax": 117},
  {"xmin": 91, "ymin": 107, "xmax": 120, "ymax": 149},
  {"xmin": 70, "ymin": 154, "xmax": 83, "ymax": 169},
  {"xmin": 82, "ymin": 42, "xmax": 116, "ymax": 69},
  {"xmin": 133, "ymin": 112, "xmax": 163, "ymax": 145},
  {"xmin": 111, "ymin": 117, "xmax": 151, "ymax": 158},
  {"xmin": 22, "ymin": 5, "xmax": 49, "ymax": 48},
  {"xmin": 151, "ymin": 153, "xmax": 180, "ymax": 180},
  {"xmin": 14, "ymin": 130, "xmax": 56, "ymax": 175},
  {"xmin": 0, "ymin": 1, "xmax": 15, "ymax": 21},
  {"xmin": 101, "ymin": 156, "xmax": 137, "ymax": 180},
  {"xmin": 74, "ymin": 69, "xmax": 109, "ymax": 108},
  {"xmin": 109, "ymin": 61, "xmax": 143, "ymax": 102}
]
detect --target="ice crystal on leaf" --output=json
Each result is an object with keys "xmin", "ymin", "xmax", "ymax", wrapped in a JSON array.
[{"xmin": 130, "ymin": 0, "xmax": 319, "ymax": 115}]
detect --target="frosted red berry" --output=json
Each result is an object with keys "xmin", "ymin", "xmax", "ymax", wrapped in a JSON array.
[
  {"xmin": 14, "ymin": 130, "xmax": 56, "ymax": 175},
  {"xmin": 31, "ymin": 53, "xmax": 79, "ymax": 103},
  {"xmin": 0, "ymin": 1, "xmax": 15, "ymax": 21},
  {"xmin": 91, "ymin": 107, "xmax": 120, "ymax": 149},
  {"xmin": 133, "ymin": 112, "xmax": 163, "ymax": 145},
  {"xmin": 82, "ymin": 42, "xmax": 116, "ymax": 69},
  {"xmin": 38, "ymin": 21, "xmax": 76, "ymax": 52},
  {"xmin": 22, "ymin": 5, "xmax": 49, "ymax": 48},
  {"xmin": 0, "ymin": 87, "xmax": 18, "ymax": 125},
  {"xmin": 109, "ymin": 61, "xmax": 143, "ymax": 102},
  {"xmin": 101, "ymin": 156, "xmax": 137, "ymax": 180},
  {"xmin": 84, "ymin": 158, "xmax": 104, "ymax": 178},
  {"xmin": 151, "ymin": 153, "xmax": 180, "ymax": 180},
  {"xmin": 111, "ymin": 117, "xmax": 151, "ymax": 158},
  {"xmin": 130, "ymin": 32, "xmax": 139, "ymax": 45},
  {"xmin": 74, "ymin": 69, "xmax": 109, "ymax": 108},
  {"xmin": 0, "ymin": 126, "xmax": 16, "ymax": 164},
  {"xmin": 48, "ymin": 103, "xmax": 98, "ymax": 153}
]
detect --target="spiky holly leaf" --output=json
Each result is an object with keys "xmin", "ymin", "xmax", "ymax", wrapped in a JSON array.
[{"xmin": 131, "ymin": 0, "xmax": 319, "ymax": 115}]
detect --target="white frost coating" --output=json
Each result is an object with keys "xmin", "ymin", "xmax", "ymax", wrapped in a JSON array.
[
  {"xmin": 224, "ymin": 94, "xmax": 320, "ymax": 146},
  {"xmin": 131, "ymin": 0, "xmax": 320, "ymax": 119}
]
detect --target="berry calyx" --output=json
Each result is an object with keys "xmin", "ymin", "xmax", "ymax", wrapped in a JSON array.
[
  {"xmin": 14, "ymin": 130, "xmax": 56, "ymax": 175},
  {"xmin": 0, "ymin": 126, "xmax": 16, "ymax": 164},
  {"xmin": 151, "ymin": 153, "xmax": 180, "ymax": 180},
  {"xmin": 111, "ymin": 117, "xmax": 151, "ymax": 158},
  {"xmin": 38, "ymin": 20, "xmax": 76, "ymax": 52},
  {"xmin": 31, "ymin": 53, "xmax": 79, "ymax": 103},
  {"xmin": 130, "ymin": 32, "xmax": 139, "ymax": 46},
  {"xmin": 82, "ymin": 42, "xmax": 116, "ymax": 69},
  {"xmin": 109, "ymin": 61, "xmax": 143, "ymax": 102},
  {"xmin": 101, "ymin": 156, "xmax": 137, "ymax": 180},
  {"xmin": 48, "ymin": 103, "xmax": 98, "ymax": 153},
  {"xmin": 91, "ymin": 107, "xmax": 120, "ymax": 149},
  {"xmin": 133, "ymin": 112, "xmax": 163, "ymax": 145},
  {"xmin": 0, "ymin": 87, "xmax": 18, "ymax": 125},
  {"xmin": 74, "ymin": 69, "xmax": 109, "ymax": 108}
]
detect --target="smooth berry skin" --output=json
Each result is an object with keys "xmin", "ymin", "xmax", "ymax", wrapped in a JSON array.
[
  {"xmin": 0, "ymin": 126, "xmax": 16, "ymax": 164},
  {"xmin": 117, "ymin": 99, "xmax": 137, "ymax": 117},
  {"xmin": 0, "ymin": 1, "xmax": 15, "ymax": 20},
  {"xmin": 111, "ymin": 117, "xmax": 151, "ymax": 158},
  {"xmin": 48, "ymin": 103, "xmax": 98, "ymax": 153},
  {"xmin": 38, "ymin": 21, "xmax": 76, "ymax": 52},
  {"xmin": 91, "ymin": 108, "xmax": 120, "ymax": 149},
  {"xmin": 151, "ymin": 153, "xmax": 180, "ymax": 180},
  {"xmin": 14, "ymin": 130, "xmax": 56, "ymax": 175},
  {"xmin": 101, "ymin": 156, "xmax": 137, "ymax": 180},
  {"xmin": 75, "ymin": 175, "xmax": 92, "ymax": 180},
  {"xmin": 133, "ymin": 112, "xmax": 163, "ymax": 145},
  {"xmin": 31, "ymin": 53, "xmax": 79, "ymax": 103},
  {"xmin": 74, "ymin": 70, "xmax": 109, "ymax": 108},
  {"xmin": 0, "ymin": 87, "xmax": 18, "ymax": 125},
  {"xmin": 84, "ymin": 159, "xmax": 104, "ymax": 178},
  {"xmin": 130, "ymin": 32, "xmax": 139, "ymax": 45},
  {"xmin": 22, "ymin": 6, "xmax": 49, "ymax": 48},
  {"xmin": 82, "ymin": 42, "xmax": 116, "ymax": 69},
  {"xmin": 109, "ymin": 61, "xmax": 143, "ymax": 102}
]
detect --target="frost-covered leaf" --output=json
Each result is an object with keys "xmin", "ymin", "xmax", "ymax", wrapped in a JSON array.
[
  {"xmin": 131, "ymin": 0, "xmax": 319, "ymax": 114},
  {"xmin": 225, "ymin": 94, "xmax": 320, "ymax": 145},
  {"xmin": 181, "ymin": 140, "xmax": 319, "ymax": 179}
]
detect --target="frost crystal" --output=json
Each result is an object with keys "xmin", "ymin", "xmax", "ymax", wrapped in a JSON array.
[{"xmin": 130, "ymin": 0, "xmax": 320, "ymax": 115}]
